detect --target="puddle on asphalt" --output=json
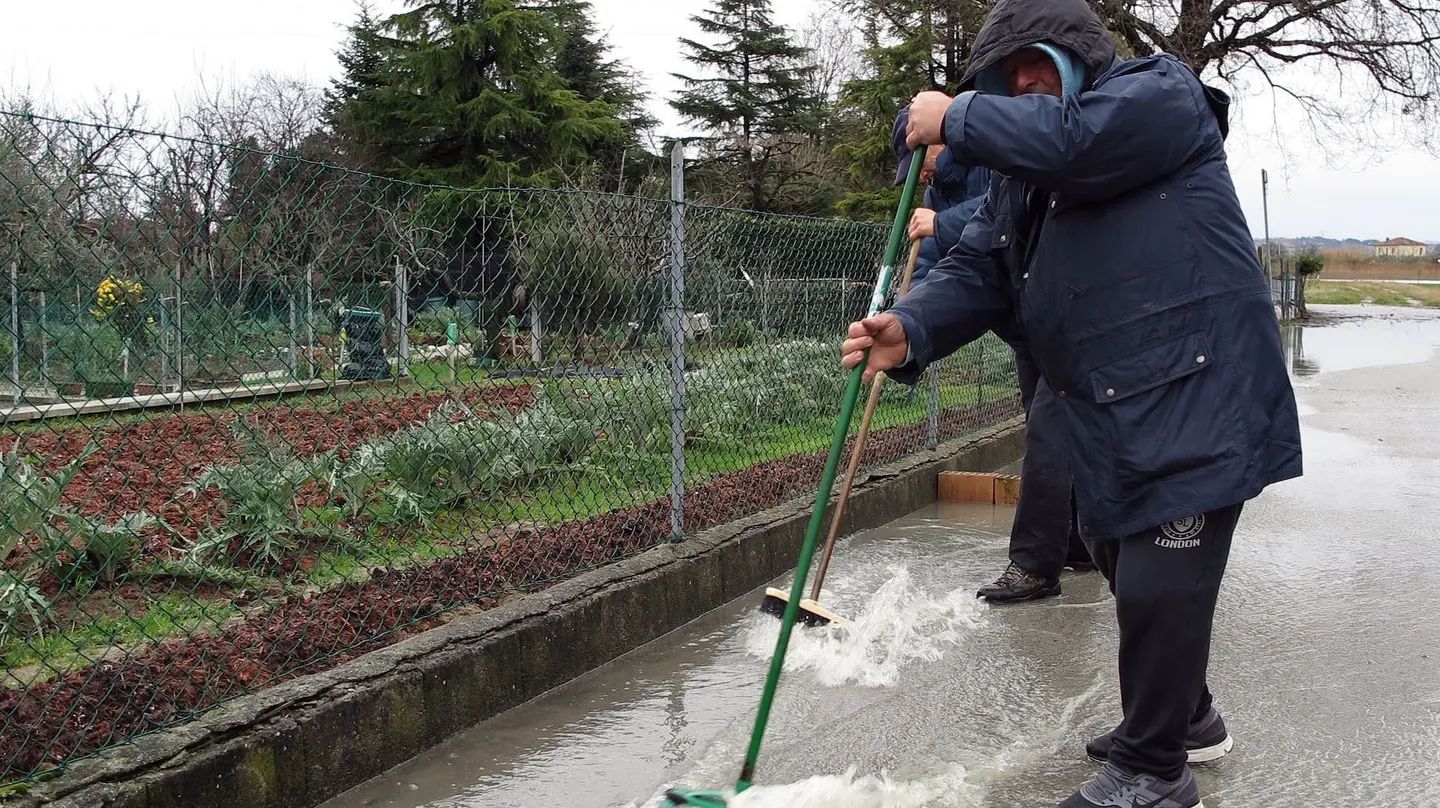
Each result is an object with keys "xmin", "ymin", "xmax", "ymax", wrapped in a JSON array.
[
  {"xmin": 1283, "ymin": 315, "xmax": 1440, "ymax": 377},
  {"xmin": 628, "ymin": 670, "xmax": 1110, "ymax": 808}
]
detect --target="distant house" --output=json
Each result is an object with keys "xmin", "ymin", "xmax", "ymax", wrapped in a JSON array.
[{"xmin": 1372, "ymin": 237, "xmax": 1428, "ymax": 258}]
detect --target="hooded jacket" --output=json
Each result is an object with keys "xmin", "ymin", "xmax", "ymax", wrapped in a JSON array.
[
  {"xmin": 893, "ymin": 110, "xmax": 992, "ymax": 283},
  {"xmin": 885, "ymin": 0, "xmax": 1302, "ymax": 539},
  {"xmin": 914, "ymin": 150, "xmax": 991, "ymax": 283}
]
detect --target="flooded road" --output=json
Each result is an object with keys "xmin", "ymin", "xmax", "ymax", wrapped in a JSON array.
[{"xmin": 320, "ymin": 308, "xmax": 1440, "ymax": 808}]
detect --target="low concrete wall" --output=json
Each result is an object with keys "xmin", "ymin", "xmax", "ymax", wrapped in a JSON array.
[{"xmin": 20, "ymin": 418, "xmax": 1025, "ymax": 808}]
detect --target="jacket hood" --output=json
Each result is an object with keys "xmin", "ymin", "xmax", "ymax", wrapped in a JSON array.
[
  {"xmin": 893, "ymin": 106, "xmax": 914, "ymax": 185},
  {"xmin": 973, "ymin": 42, "xmax": 1088, "ymax": 96},
  {"xmin": 959, "ymin": 0, "xmax": 1118, "ymax": 94}
]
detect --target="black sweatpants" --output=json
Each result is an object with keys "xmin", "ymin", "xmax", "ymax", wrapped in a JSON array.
[
  {"xmin": 1082, "ymin": 502, "xmax": 1243, "ymax": 781},
  {"xmin": 1009, "ymin": 355, "xmax": 1092, "ymax": 578}
]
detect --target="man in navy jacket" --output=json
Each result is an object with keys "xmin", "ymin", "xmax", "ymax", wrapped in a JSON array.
[
  {"xmin": 894, "ymin": 108, "xmax": 1095, "ymax": 604},
  {"xmin": 843, "ymin": 0, "xmax": 1302, "ymax": 804},
  {"xmin": 893, "ymin": 111, "xmax": 991, "ymax": 286}
]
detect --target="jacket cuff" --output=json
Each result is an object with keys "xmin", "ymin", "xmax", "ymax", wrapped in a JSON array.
[
  {"xmin": 941, "ymin": 91, "xmax": 979, "ymax": 153},
  {"xmin": 885, "ymin": 309, "xmax": 929, "ymax": 385}
]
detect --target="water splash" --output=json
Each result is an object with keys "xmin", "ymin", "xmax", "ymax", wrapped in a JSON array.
[
  {"xmin": 624, "ymin": 764, "xmax": 980, "ymax": 808},
  {"xmin": 627, "ymin": 677, "xmax": 1107, "ymax": 808},
  {"xmin": 742, "ymin": 567, "xmax": 986, "ymax": 688},
  {"xmin": 727, "ymin": 764, "xmax": 982, "ymax": 808}
]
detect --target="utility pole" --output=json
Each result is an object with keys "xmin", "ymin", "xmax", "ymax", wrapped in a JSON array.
[{"xmin": 1262, "ymin": 169, "xmax": 1274, "ymax": 289}]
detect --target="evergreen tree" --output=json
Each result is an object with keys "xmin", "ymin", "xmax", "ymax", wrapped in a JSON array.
[
  {"xmin": 537, "ymin": 1, "xmax": 651, "ymax": 127},
  {"xmin": 831, "ymin": 0, "xmax": 989, "ymax": 220},
  {"xmin": 832, "ymin": 27, "xmax": 933, "ymax": 220},
  {"xmin": 670, "ymin": 0, "xmax": 822, "ymax": 212},
  {"xmin": 328, "ymin": 0, "xmax": 627, "ymax": 189},
  {"xmin": 323, "ymin": 1, "xmax": 390, "ymax": 168},
  {"xmin": 527, "ymin": 0, "xmax": 659, "ymax": 190},
  {"xmin": 325, "ymin": 1, "xmax": 387, "ymax": 120}
]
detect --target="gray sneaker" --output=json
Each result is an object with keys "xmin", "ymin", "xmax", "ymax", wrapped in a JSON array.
[
  {"xmin": 1058, "ymin": 762, "xmax": 1203, "ymax": 808},
  {"xmin": 1086, "ymin": 706, "xmax": 1233, "ymax": 764}
]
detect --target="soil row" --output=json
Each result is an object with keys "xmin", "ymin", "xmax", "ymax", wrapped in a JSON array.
[{"xmin": 0, "ymin": 386, "xmax": 537, "ymax": 552}]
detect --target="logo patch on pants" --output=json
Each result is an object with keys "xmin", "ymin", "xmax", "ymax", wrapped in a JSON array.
[{"xmin": 1156, "ymin": 515, "xmax": 1205, "ymax": 549}]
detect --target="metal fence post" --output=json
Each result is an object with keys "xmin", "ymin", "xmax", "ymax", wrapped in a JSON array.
[
  {"xmin": 1285, "ymin": 258, "xmax": 1292, "ymax": 320},
  {"xmin": 174, "ymin": 263, "xmax": 184, "ymax": 405},
  {"xmin": 761, "ymin": 272, "xmax": 770, "ymax": 342},
  {"xmin": 667, "ymin": 141, "xmax": 688, "ymax": 542},
  {"xmin": 529, "ymin": 297, "xmax": 543, "ymax": 365},
  {"xmin": 288, "ymin": 291, "xmax": 299, "ymax": 379},
  {"xmin": 38, "ymin": 290, "xmax": 48, "ymax": 389},
  {"xmin": 394, "ymin": 256, "xmax": 410, "ymax": 378},
  {"xmin": 1285, "ymin": 257, "xmax": 1295, "ymax": 320},
  {"xmin": 159, "ymin": 295, "xmax": 170, "ymax": 390},
  {"xmin": 10, "ymin": 261, "xmax": 20, "ymax": 395},
  {"xmin": 305, "ymin": 267, "xmax": 316, "ymax": 379}
]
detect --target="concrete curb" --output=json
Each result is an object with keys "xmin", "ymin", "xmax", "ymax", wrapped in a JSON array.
[{"xmin": 18, "ymin": 418, "xmax": 1025, "ymax": 808}]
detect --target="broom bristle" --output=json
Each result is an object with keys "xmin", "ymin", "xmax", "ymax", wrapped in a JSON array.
[
  {"xmin": 759, "ymin": 587, "xmax": 791, "ymax": 617},
  {"xmin": 797, "ymin": 597, "xmax": 845, "ymax": 626},
  {"xmin": 758, "ymin": 587, "xmax": 845, "ymax": 626}
]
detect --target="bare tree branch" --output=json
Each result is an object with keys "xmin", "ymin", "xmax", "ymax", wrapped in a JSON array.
[
  {"xmin": 799, "ymin": 8, "xmax": 865, "ymax": 104},
  {"xmin": 1090, "ymin": 0, "xmax": 1440, "ymax": 152}
]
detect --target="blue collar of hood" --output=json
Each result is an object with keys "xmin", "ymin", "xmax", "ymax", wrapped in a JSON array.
[{"xmin": 974, "ymin": 41, "xmax": 1087, "ymax": 96}]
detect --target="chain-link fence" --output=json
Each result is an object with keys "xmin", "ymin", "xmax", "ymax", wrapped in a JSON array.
[{"xmin": 0, "ymin": 111, "xmax": 1023, "ymax": 785}]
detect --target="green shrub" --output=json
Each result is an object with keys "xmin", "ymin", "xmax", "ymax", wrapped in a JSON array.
[
  {"xmin": 0, "ymin": 445, "xmax": 96, "ymax": 638},
  {"xmin": 718, "ymin": 318, "xmax": 759, "ymax": 347},
  {"xmin": 46, "ymin": 511, "xmax": 156, "ymax": 587},
  {"xmin": 52, "ymin": 318, "xmax": 125, "ymax": 384},
  {"xmin": 0, "ymin": 571, "xmax": 48, "ymax": 642},
  {"xmin": 311, "ymin": 392, "xmax": 601, "ymax": 527},
  {"xmin": 183, "ymin": 423, "xmax": 333, "ymax": 567},
  {"xmin": 410, "ymin": 307, "xmax": 482, "ymax": 345}
]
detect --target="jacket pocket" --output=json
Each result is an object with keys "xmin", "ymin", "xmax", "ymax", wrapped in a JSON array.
[
  {"xmin": 989, "ymin": 212, "xmax": 1013, "ymax": 252},
  {"xmin": 1090, "ymin": 332, "xmax": 1212, "ymax": 402},
  {"xmin": 1088, "ymin": 332, "xmax": 1238, "ymax": 486}
]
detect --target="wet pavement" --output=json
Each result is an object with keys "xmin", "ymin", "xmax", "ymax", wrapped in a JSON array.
[{"xmin": 319, "ymin": 310, "xmax": 1440, "ymax": 808}]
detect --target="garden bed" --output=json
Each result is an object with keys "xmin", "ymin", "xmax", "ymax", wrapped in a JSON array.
[
  {"xmin": 0, "ymin": 386, "xmax": 537, "ymax": 549},
  {"xmin": 0, "ymin": 336, "xmax": 1022, "ymax": 786},
  {"xmin": 0, "ymin": 398, "xmax": 1011, "ymax": 784}
]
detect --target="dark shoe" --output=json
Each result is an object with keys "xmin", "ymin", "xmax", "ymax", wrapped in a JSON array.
[
  {"xmin": 1064, "ymin": 559, "xmax": 1098, "ymax": 572},
  {"xmin": 1086, "ymin": 705, "xmax": 1234, "ymax": 764},
  {"xmin": 1058, "ymin": 761, "xmax": 1203, "ymax": 808},
  {"xmin": 976, "ymin": 562, "xmax": 1061, "ymax": 603}
]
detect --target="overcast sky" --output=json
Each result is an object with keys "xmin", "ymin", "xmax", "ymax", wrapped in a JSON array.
[{"xmin": 2, "ymin": 0, "xmax": 1437, "ymax": 242}]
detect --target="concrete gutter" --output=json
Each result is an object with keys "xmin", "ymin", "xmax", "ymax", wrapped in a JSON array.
[{"xmin": 15, "ymin": 418, "xmax": 1025, "ymax": 808}]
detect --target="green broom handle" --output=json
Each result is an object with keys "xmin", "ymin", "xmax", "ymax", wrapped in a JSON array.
[{"xmin": 735, "ymin": 151, "xmax": 926, "ymax": 791}]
